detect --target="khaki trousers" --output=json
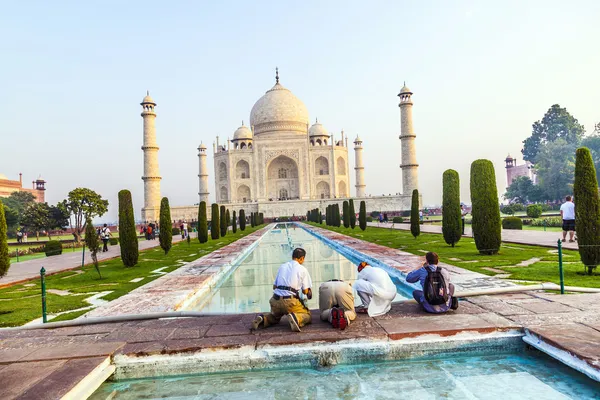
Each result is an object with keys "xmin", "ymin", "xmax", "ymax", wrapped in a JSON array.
[
  {"xmin": 319, "ymin": 281, "xmax": 356, "ymax": 325},
  {"xmin": 263, "ymin": 296, "xmax": 312, "ymax": 328}
]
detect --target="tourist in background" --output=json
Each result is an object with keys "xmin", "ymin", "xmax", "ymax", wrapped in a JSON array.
[
  {"xmin": 560, "ymin": 195, "xmax": 576, "ymax": 243},
  {"xmin": 100, "ymin": 224, "xmax": 111, "ymax": 252},
  {"xmin": 183, "ymin": 221, "xmax": 188, "ymax": 238},
  {"xmin": 353, "ymin": 262, "xmax": 397, "ymax": 317},
  {"xmin": 319, "ymin": 279, "xmax": 355, "ymax": 330},
  {"xmin": 460, "ymin": 204, "xmax": 468, "ymax": 235},
  {"xmin": 406, "ymin": 252, "xmax": 458, "ymax": 313}
]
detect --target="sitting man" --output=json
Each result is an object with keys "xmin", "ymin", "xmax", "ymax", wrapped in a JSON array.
[
  {"xmin": 406, "ymin": 251, "xmax": 458, "ymax": 313},
  {"xmin": 319, "ymin": 279, "xmax": 355, "ymax": 330},
  {"xmin": 251, "ymin": 248, "xmax": 313, "ymax": 332},
  {"xmin": 353, "ymin": 262, "xmax": 397, "ymax": 317}
]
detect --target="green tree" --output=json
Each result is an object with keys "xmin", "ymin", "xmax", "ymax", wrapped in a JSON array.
[
  {"xmin": 211, "ymin": 204, "xmax": 220, "ymax": 239},
  {"xmin": 0, "ymin": 202, "xmax": 10, "ymax": 277},
  {"xmin": 2, "ymin": 205, "xmax": 18, "ymax": 230},
  {"xmin": 504, "ymin": 176, "xmax": 536, "ymax": 203},
  {"xmin": 84, "ymin": 216, "xmax": 101, "ymax": 278},
  {"xmin": 343, "ymin": 201, "xmax": 349, "ymax": 228},
  {"xmin": 442, "ymin": 169, "xmax": 461, "ymax": 247},
  {"xmin": 526, "ymin": 204, "xmax": 543, "ymax": 218},
  {"xmin": 48, "ymin": 203, "xmax": 70, "ymax": 235},
  {"xmin": 220, "ymin": 206, "xmax": 227, "ymax": 237},
  {"xmin": 21, "ymin": 202, "xmax": 50, "ymax": 241},
  {"xmin": 581, "ymin": 134, "xmax": 600, "ymax": 183},
  {"xmin": 410, "ymin": 189, "xmax": 420, "ymax": 239},
  {"xmin": 349, "ymin": 199, "xmax": 356, "ymax": 229},
  {"xmin": 259, "ymin": 213, "xmax": 264, "ymax": 225},
  {"xmin": 118, "ymin": 190, "xmax": 138, "ymax": 267},
  {"xmin": 226, "ymin": 209, "xmax": 231, "ymax": 228},
  {"xmin": 470, "ymin": 160, "xmax": 501, "ymax": 255},
  {"xmin": 61, "ymin": 188, "xmax": 109, "ymax": 242},
  {"xmin": 159, "ymin": 197, "xmax": 172, "ymax": 254},
  {"xmin": 198, "ymin": 201, "xmax": 208, "ymax": 243},
  {"xmin": 522, "ymin": 104, "xmax": 585, "ymax": 162},
  {"xmin": 232, "ymin": 210, "xmax": 237, "ymax": 233},
  {"xmin": 359, "ymin": 201, "xmax": 367, "ymax": 231},
  {"xmin": 239, "ymin": 209, "xmax": 246, "ymax": 231},
  {"xmin": 0, "ymin": 191, "xmax": 35, "ymax": 227},
  {"xmin": 534, "ymin": 139, "xmax": 577, "ymax": 201},
  {"xmin": 574, "ymin": 147, "xmax": 600, "ymax": 275}
]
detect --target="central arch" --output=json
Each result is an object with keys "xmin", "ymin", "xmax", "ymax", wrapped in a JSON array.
[
  {"xmin": 236, "ymin": 160, "xmax": 250, "ymax": 179},
  {"xmin": 237, "ymin": 184, "xmax": 251, "ymax": 203},
  {"xmin": 267, "ymin": 155, "xmax": 299, "ymax": 200},
  {"xmin": 316, "ymin": 181, "xmax": 330, "ymax": 199},
  {"xmin": 315, "ymin": 156, "xmax": 329, "ymax": 176}
]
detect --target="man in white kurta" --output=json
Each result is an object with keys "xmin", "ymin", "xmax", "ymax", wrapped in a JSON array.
[{"xmin": 353, "ymin": 262, "xmax": 397, "ymax": 317}]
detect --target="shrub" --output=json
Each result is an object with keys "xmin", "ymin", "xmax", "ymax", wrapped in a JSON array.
[
  {"xmin": 220, "ymin": 206, "xmax": 227, "ymax": 237},
  {"xmin": 239, "ymin": 209, "xmax": 246, "ymax": 231},
  {"xmin": 502, "ymin": 216, "xmax": 523, "ymax": 230},
  {"xmin": 501, "ymin": 205, "xmax": 515, "ymax": 215},
  {"xmin": 84, "ymin": 217, "xmax": 101, "ymax": 278},
  {"xmin": 109, "ymin": 237, "xmax": 119, "ymax": 245},
  {"xmin": 366, "ymin": 216, "xmax": 373, "ymax": 223},
  {"xmin": 526, "ymin": 204, "xmax": 543, "ymax": 218},
  {"xmin": 172, "ymin": 227, "xmax": 180, "ymax": 236},
  {"xmin": 198, "ymin": 201, "xmax": 208, "ymax": 243},
  {"xmin": 359, "ymin": 201, "xmax": 367, "ymax": 230},
  {"xmin": 232, "ymin": 210, "xmax": 237, "ymax": 233},
  {"xmin": 370, "ymin": 211, "xmax": 380, "ymax": 218},
  {"xmin": 410, "ymin": 189, "xmax": 420, "ymax": 239},
  {"xmin": 159, "ymin": 197, "xmax": 173, "ymax": 255},
  {"xmin": 392, "ymin": 216, "xmax": 404, "ymax": 223},
  {"xmin": 45, "ymin": 240, "xmax": 63, "ymax": 257},
  {"xmin": 118, "ymin": 190, "xmax": 138, "ymax": 267},
  {"xmin": 574, "ymin": 147, "xmax": 600, "ymax": 274},
  {"xmin": 343, "ymin": 201, "xmax": 349, "ymax": 228},
  {"xmin": 470, "ymin": 160, "xmax": 501, "ymax": 255},
  {"xmin": 530, "ymin": 217, "xmax": 562, "ymax": 227},
  {"xmin": 0, "ymin": 202, "xmax": 9, "ymax": 277},
  {"xmin": 511, "ymin": 203, "xmax": 524, "ymax": 212},
  {"xmin": 442, "ymin": 169, "xmax": 461, "ymax": 247},
  {"xmin": 211, "ymin": 204, "xmax": 220, "ymax": 239},
  {"xmin": 349, "ymin": 199, "xmax": 356, "ymax": 229}
]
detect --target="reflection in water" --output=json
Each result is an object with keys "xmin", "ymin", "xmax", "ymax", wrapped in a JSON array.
[{"xmin": 195, "ymin": 224, "xmax": 405, "ymax": 313}]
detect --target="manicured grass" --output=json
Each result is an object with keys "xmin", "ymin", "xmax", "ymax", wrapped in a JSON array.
[
  {"xmin": 309, "ymin": 224, "xmax": 600, "ymax": 289},
  {"xmin": 9, "ymin": 253, "xmax": 46, "ymax": 264},
  {"xmin": 0, "ymin": 226, "xmax": 264, "ymax": 327}
]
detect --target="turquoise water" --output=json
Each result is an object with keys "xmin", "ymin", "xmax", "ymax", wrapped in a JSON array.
[
  {"xmin": 192, "ymin": 224, "xmax": 407, "ymax": 313},
  {"xmin": 91, "ymin": 351, "xmax": 600, "ymax": 399}
]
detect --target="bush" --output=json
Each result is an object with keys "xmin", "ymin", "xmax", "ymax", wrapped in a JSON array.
[
  {"xmin": 171, "ymin": 227, "xmax": 180, "ymax": 235},
  {"xmin": 392, "ymin": 216, "xmax": 404, "ymax": 223},
  {"xmin": 530, "ymin": 217, "xmax": 562, "ymax": 227},
  {"xmin": 511, "ymin": 203, "xmax": 524, "ymax": 212},
  {"xmin": 44, "ymin": 240, "xmax": 63, "ymax": 257},
  {"xmin": 370, "ymin": 211, "xmax": 380, "ymax": 218},
  {"xmin": 366, "ymin": 216, "xmax": 373, "ymax": 222},
  {"xmin": 349, "ymin": 199, "xmax": 356, "ymax": 229},
  {"xmin": 501, "ymin": 205, "xmax": 515, "ymax": 215},
  {"xmin": 359, "ymin": 201, "xmax": 367, "ymax": 230},
  {"xmin": 118, "ymin": 189, "xmax": 138, "ymax": 267},
  {"xmin": 211, "ymin": 204, "xmax": 220, "ymax": 239},
  {"xmin": 220, "ymin": 206, "xmax": 227, "ymax": 237},
  {"xmin": 526, "ymin": 204, "xmax": 543, "ymax": 218},
  {"xmin": 198, "ymin": 201, "xmax": 208, "ymax": 243},
  {"xmin": 159, "ymin": 197, "xmax": 173, "ymax": 255},
  {"xmin": 574, "ymin": 147, "xmax": 600, "ymax": 274},
  {"xmin": 109, "ymin": 237, "xmax": 119, "ymax": 245},
  {"xmin": 0, "ymin": 202, "xmax": 9, "ymax": 277},
  {"xmin": 232, "ymin": 210, "xmax": 237, "ymax": 233},
  {"xmin": 502, "ymin": 217, "xmax": 523, "ymax": 230},
  {"xmin": 442, "ymin": 169, "xmax": 461, "ymax": 247},
  {"xmin": 470, "ymin": 159, "xmax": 501, "ymax": 255},
  {"xmin": 410, "ymin": 189, "xmax": 420, "ymax": 239},
  {"xmin": 239, "ymin": 209, "xmax": 246, "ymax": 231}
]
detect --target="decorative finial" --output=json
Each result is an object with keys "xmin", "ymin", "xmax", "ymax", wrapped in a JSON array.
[
  {"xmin": 275, "ymin": 67, "xmax": 279, "ymax": 84},
  {"xmin": 242, "ymin": 120, "xmax": 244, "ymax": 126},
  {"xmin": 147, "ymin": 90, "xmax": 149, "ymax": 96},
  {"xmin": 403, "ymin": 81, "xmax": 405, "ymax": 86},
  {"xmin": 315, "ymin": 117, "xmax": 318, "ymax": 124}
]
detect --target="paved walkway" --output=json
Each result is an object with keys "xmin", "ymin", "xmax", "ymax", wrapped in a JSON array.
[
  {"xmin": 368, "ymin": 222, "xmax": 578, "ymax": 250},
  {"xmin": 0, "ymin": 234, "xmax": 193, "ymax": 288}
]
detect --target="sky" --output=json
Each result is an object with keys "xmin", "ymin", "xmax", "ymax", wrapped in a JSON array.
[{"xmin": 1, "ymin": 1, "xmax": 599, "ymax": 222}]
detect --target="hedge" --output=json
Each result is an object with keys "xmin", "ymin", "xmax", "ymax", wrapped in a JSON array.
[
  {"xmin": 44, "ymin": 240, "xmax": 63, "ymax": 257},
  {"xmin": 470, "ymin": 159, "xmax": 501, "ymax": 255},
  {"xmin": 574, "ymin": 147, "xmax": 600, "ymax": 274},
  {"xmin": 502, "ymin": 217, "xmax": 523, "ymax": 230},
  {"xmin": 392, "ymin": 216, "xmax": 404, "ymax": 223},
  {"xmin": 172, "ymin": 227, "xmax": 181, "ymax": 236},
  {"xmin": 442, "ymin": 169, "xmax": 461, "ymax": 247},
  {"xmin": 118, "ymin": 189, "xmax": 138, "ymax": 266}
]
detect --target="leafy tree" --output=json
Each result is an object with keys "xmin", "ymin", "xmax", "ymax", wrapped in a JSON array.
[
  {"xmin": 159, "ymin": 197, "xmax": 172, "ymax": 254},
  {"xmin": 359, "ymin": 201, "xmax": 367, "ymax": 231},
  {"xmin": 61, "ymin": 188, "xmax": 109, "ymax": 242},
  {"xmin": 526, "ymin": 204, "xmax": 543, "ymax": 218},
  {"xmin": 504, "ymin": 176, "xmax": 536, "ymax": 203},
  {"xmin": 0, "ymin": 202, "xmax": 10, "ymax": 277},
  {"xmin": 232, "ymin": 210, "xmax": 237, "ymax": 233},
  {"xmin": 581, "ymin": 134, "xmax": 600, "ymax": 183},
  {"xmin": 198, "ymin": 201, "xmax": 208, "ymax": 243},
  {"xmin": 118, "ymin": 190, "xmax": 138, "ymax": 267},
  {"xmin": 1, "ymin": 191, "xmax": 35, "ymax": 225},
  {"xmin": 84, "ymin": 216, "xmax": 101, "ymax": 278},
  {"xmin": 21, "ymin": 202, "xmax": 50, "ymax": 240},
  {"xmin": 48, "ymin": 203, "xmax": 70, "ymax": 235},
  {"xmin": 239, "ymin": 209, "xmax": 246, "ymax": 231},
  {"xmin": 220, "ymin": 205, "xmax": 227, "ymax": 237},
  {"xmin": 574, "ymin": 147, "xmax": 600, "ymax": 275},
  {"xmin": 470, "ymin": 160, "xmax": 501, "ymax": 255},
  {"xmin": 410, "ymin": 189, "xmax": 420, "ymax": 239},
  {"xmin": 211, "ymin": 204, "xmax": 220, "ymax": 239},
  {"xmin": 534, "ymin": 139, "xmax": 577, "ymax": 201},
  {"xmin": 349, "ymin": 199, "xmax": 356, "ymax": 229},
  {"xmin": 2, "ymin": 205, "xmax": 18, "ymax": 229},
  {"xmin": 501, "ymin": 204, "xmax": 515, "ymax": 216},
  {"xmin": 343, "ymin": 201, "xmax": 349, "ymax": 228},
  {"xmin": 442, "ymin": 169, "xmax": 461, "ymax": 247},
  {"xmin": 522, "ymin": 104, "xmax": 585, "ymax": 162}
]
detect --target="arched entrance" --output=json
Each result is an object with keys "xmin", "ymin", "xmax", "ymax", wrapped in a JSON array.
[
  {"xmin": 237, "ymin": 185, "xmax": 251, "ymax": 203},
  {"xmin": 338, "ymin": 181, "xmax": 347, "ymax": 197},
  {"xmin": 316, "ymin": 181, "xmax": 330, "ymax": 199},
  {"xmin": 267, "ymin": 155, "xmax": 299, "ymax": 201}
]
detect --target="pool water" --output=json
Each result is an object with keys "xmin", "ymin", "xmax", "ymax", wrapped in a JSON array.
[
  {"xmin": 91, "ymin": 350, "xmax": 600, "ymax": 399},
  {"xmin": 192, "ymin": 224, "xmax": 407, "ymax": 313}
]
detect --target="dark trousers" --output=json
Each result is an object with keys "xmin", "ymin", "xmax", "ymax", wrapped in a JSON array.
[
  {"xmin": 462, "ymin": 218, "xmax": 465, "ymax": 235},
  {"xmin": 102, "ymin": 239, "xmax": 109, "ymax": 252}
]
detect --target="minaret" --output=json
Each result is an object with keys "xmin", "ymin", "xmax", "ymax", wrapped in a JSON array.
[
  {"xmin": 354, "ymin": 136, "xmax": 366, "ymax": 197},
  {"xmin": 141, "ymin": 91, "xmax": 161, "ymax": 222},
  {"xmin": 398, "ymin": 83, "xmax": 419, "ymax": 195},
  {"xmin": 198, "ymin": 142, "xmax": 209, "ymax": 203}
]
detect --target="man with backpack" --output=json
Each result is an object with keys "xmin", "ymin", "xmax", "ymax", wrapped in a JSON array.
[
  {"xmin": 406, "ymin": 252, "xmax": 458, "ymax": 313},
  {"xmin": 100, "ymin": 224, "xmax": 111, "ymax": 252}
]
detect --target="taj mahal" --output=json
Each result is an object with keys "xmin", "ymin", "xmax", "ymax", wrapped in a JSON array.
[{"xmin": 140, "ymin": 69, "xmax": 419, "ymax": 222}]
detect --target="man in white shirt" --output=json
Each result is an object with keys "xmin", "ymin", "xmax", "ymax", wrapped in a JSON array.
[
  {"xmin": 353, "ymin": 262, "xmax": 397, "ymax": 317},
  {"xmin": 560, "ymin": 196, "xmax": 576, "ymax": 243},
  {"xmin": 251, "ymin": 248, "xmax": 313, "ymax": 332}
]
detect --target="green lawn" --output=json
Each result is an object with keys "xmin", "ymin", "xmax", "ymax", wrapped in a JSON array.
[
  {"xmin": 0, "ymin": 226, "xmax": 264, "ymax": 327},
  {"xmin": 309, "ymin": 224, "xmax": 600, "ymax": 289}
]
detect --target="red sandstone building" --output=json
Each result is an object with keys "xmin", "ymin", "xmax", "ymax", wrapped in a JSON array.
[{"xmin": 0, "ymin": 173, "xmax": 46, "ymax": 203}]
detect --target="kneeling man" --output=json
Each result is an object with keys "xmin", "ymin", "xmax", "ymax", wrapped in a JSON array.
[
  {"xmin": 406, "ymin": 252, "xmax": 457, "ymax": 313},
  {"xmin": 319, "ymin": 279, "xmax": 355, "ymax": 330},
  {"xmin": 353, "ymin": 262, "xmax": 397, "ymax": 317}
]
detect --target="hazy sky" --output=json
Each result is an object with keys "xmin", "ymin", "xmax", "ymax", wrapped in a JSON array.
[{"xmin": 1, "ymin": 1, "xmax": 599, "ymax": 222}]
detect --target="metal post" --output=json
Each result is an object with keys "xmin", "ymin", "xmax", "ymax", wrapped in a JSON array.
[
  {"xmin": 16, "ymin": 248, "xmax": 18, "ymax": 262},
  {"xmin": 81, "ymin": 243, "xmax": 86, "ymax": 268},
  {"xmin": 557, "ymin": 239, "xmax": 565, "ymax": 294},
  {"xmin": 40, "ymin": 267, "xmax": 47, "ymax": 323},
  {"xmin": 544, "ymin": 219, "xmax": 547, "ymax": 232}
]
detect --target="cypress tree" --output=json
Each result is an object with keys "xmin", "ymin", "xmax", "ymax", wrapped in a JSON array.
[
  {"xmin": 343, "ymin": 201, "xmax": 350, "ymax": 228},
  {"xmin": 232, "ymin": 210, "xmax": 237, "ymax": 233},
  {"xmin": 306, "ymin": 211, "xmax": 310, "ymax": 221},
  {"xmin": 574, "ymin": 147, "xmax": 600, "ymax": 274},
  {"xmin": 319, "ymin": 210, "xmax": 323, "ymax": 224},
  {"xmin": 250, "ymin": 212, "xmax": 255, "ymax": 227},
  {"xmin": 239, "ymin": 209, "xmax": 246, "ymax": 231},
  {"xmin": 84, "ymin": 216, "xmax": 101, "ymax": 278},
  {"xmin": 254, "ymin": 212, "xmax": 259, "ymax": 226},
  {"xmin": 349, "ymin": 199, "xmax": 356, "ymax": 229},
  {"xmin": 226, "ymin": 209, "xmax": 231, "ymax": 228},
  {"xmin": 259, "ymin": 213, "xmax": 264, "ymax": 225},
  {"xmin": 470, "ymin": 159, "xmax": 501, "ymax": 255},
  {"xmin": 442, "ymin": 169, "xmax": 462, "ymax": 247},
  {"xmin": 0, "ymin": 202, "xmax": 11, "ymax": 277},
  {"xmin": 159, "ymin": 197, "xmax": 172, "ymax": 254},
  {"xmin": 211, "ymin": 203, "xmax": 220, "ymax": 239},
  {"xmin": 198, "ymin": 201, "xmax": 208, "ymax": 243},
  {"xmin": 359, "ymin": 201, "xmax": 367, "ymax": 231},
  {"xmin": 220, "ymin": 205, "xmax": 227, "ymax": 237},
  {"xmin": 118, "ymin": 189, "xmax": 138, "ymax": 267},
  {"xmin": 335, "ymin": 204, "xmax": 341, "ymax": 227},
  {"xmin": 410, "ymin": 189, "xmax": 421, "ymax": 239}
]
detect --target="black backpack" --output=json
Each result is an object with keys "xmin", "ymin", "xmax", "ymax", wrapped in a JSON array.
[{"xmin": 423, "ymin": 266, "xmax": 449, "ymax": 305}]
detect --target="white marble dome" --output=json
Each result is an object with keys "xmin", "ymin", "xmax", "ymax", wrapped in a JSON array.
[
  {"xmin": 233, "ymin": 123, "xmax": 253, "ymax": 140},
  {"xmin": 249, "ymin": 82, "xmax": 309, "ymax": 134},
  {"xmin": 309, "ymin": 120, "xmax": 329, "ymax": 137},
  {"xmin": 141, "ymin": 92, "xmax": 155, "ymax": 104}
]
